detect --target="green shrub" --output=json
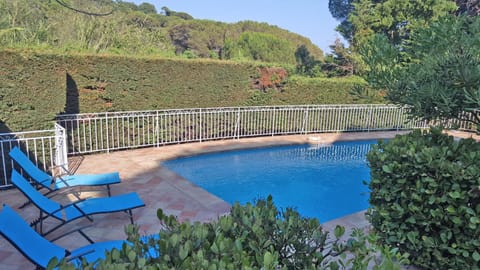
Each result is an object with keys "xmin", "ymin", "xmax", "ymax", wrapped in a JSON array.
[
  {"xmin": 52, "ymin": 196, "xmax": 408, "ymax": 270},
  {"xmin": 367, "ymin": 128, "xmax": 480, "ymax": 269}
]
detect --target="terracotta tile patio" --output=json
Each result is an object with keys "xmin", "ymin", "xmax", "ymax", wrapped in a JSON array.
[{"xmin": 2, "ymin": 130, "xmax": 467, "ymax": 269}]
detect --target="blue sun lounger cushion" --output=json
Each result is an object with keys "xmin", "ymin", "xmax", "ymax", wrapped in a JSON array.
[
  {"xmin": 0, "ymin": 204, "xmax": 127, "ymax": 269},
  {"xmin": 11, "ymin": 169, "xmax": 145, "ymax": 236},
  {"xmin": 9, "ymin": 146, "xmax": 120, "ymax": 196}
]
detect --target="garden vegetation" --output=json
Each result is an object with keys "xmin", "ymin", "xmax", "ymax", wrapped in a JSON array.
[
  {"xmin": 2, "ymin": 1, "xmax": 480, "ymax": 269},
  {"xmin": 368, "ymin": 128, "xmax": 480, "ymax": 269},
  {"xmin": 0, "ymin": 50, "xmax": 374, "ymax": 132},
  {"xmin": 51, "ymin": 196, "xmax": 409, "ymax": 270}
]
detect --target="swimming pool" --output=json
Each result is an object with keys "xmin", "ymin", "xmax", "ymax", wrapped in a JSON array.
[{"xmin": 163, "ymin": 140, "xmax": 375, "ymax": 222}]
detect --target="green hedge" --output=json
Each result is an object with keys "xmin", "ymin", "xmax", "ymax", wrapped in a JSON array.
[
  {"xmin": 367, "ymin": 128, "xmax": 480, "ymax": 269},
  {"xmin": 1, "ymin": 50, "xmax": 374, "ymax": 132},
  {"xmin": 52, "ymin": 196, "xmax": 409, "ymax": 269}
]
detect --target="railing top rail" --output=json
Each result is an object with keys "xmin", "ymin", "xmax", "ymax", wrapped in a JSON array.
[
  {"xmin": 56, "ymin": 104, "xmax": 406, "ymax": 119},
  {"xmin": 0, "ymin": 130, "xmax": 56, "ymax": 143},
  {"xmin": 0, "ymin": 129, "xmax": 55, "ymax": 137}
]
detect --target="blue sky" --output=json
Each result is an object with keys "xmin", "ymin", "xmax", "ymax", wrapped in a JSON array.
[{"xmin": 130, "ymin": 0, "xmax": 342, "ymax": 53}]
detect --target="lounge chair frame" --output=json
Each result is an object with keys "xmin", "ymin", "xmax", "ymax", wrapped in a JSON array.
[
  {"xmin": 11, "ymin": 169, "xmax": 145, "ymax": 236},
  {"xmin": 9, "ymin": 146, "xmax": 120, "ymax": 197},
  {"xmin": 0, "ymin": 204, "xmax": 127, "ymax": 270}
]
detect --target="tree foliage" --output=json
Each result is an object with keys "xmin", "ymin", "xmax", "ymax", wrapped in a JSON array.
[
  {"xmin": 137, "ymin": 2, "xmax": 157, "ymax": 14},
  {"xmin": 360, "ymin": 15, "xmax": 480, "ymax": 126},
  {"xmin": 328, "ymin": 0, "xmax": 354, "ymax": 41},
  {"xmin": 0, "ymin": 0, "xmax": 323, "ymax": 66},
  {"xmin": 161, "ymin": 6, "xmax": 194, "ymax": 20},
  {"xmin": 294, "ymin": 44, "xmax": 321, "ymax": 77},
  {"xmin": 329, "ymin": 0, "xmax": 460, "ymax": 48},
  {"xmin": 322, "ymin": 38, "xmax": 356, "ymax": 77},
  {"xmin": 223, "ymin": 32, "xmax": 295, "ymax": 64},
  {"xmin": 328, "ymin": 0, "xmax": 459, "ymax": 76},
  {"xmin": 349, "ymin": 0, "xmax": 457, "ymax": 47},
  {"xmin": 168, "ymin": 20, "xmax": 226, "ymax": 57}
]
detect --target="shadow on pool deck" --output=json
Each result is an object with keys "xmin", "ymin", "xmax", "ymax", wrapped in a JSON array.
[{"xmin": 1, "ymin": 131, "xmax": 416, "ymax": 269}]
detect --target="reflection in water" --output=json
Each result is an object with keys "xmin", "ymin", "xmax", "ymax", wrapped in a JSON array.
[{"xmin": 271, "ymin": 141, "xmax": 373, "ymax": 162}]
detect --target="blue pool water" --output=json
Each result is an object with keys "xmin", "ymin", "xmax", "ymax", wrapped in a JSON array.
[{"xmin": 163, "ymin": 140, "xmax": 375, "ymax": 222}]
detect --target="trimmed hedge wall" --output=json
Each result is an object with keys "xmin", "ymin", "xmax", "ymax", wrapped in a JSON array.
[{"xmin": 1, "ymin": 50, "xmax": 371, "ymax": 132}]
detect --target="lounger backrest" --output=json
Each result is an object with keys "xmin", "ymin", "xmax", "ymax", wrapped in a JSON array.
[
  {"xmin": 9, "ymin": 146, "xmax": 52, "ymax": 189},
  {"xmin": 11, "ymin": 170, "xmax": 61, "ymax": 215},
  {"xmin": 0, "ymin": 204, "xmax": 66, "ymax": 268}
]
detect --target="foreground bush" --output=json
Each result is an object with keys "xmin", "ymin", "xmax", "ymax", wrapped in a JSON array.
[
  {"xmin": 53, "ymin": 196, "xmax": 407, "ymax": 269},
  {"xmin": 367, "ymin": 128, "xmax": 480, "ymax": 269}
]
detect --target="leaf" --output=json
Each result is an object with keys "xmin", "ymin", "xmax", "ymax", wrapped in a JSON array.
[
  {"xmin": 452, "ymin": 217, "xmax": 462, "ymax": 225},
  {"xmin": 448, "ymin": 191, "xmax": 462, "ymax": 199},
  {"xmin": 137, "ymin": 258, "xmax": 146, "ymax": 268},
  {"xmin": 407, "ymin": 232, "xmax": 417, "ymax": 244},
  {"xmin": 112, "ymin": 249, "xmax": 120, "ymax": 260},
  {"xmin": 446, "ymin": 206, "xmax": 456, "ymax": 213},
  {"xmin": 263, "ymin": 251, "xmax": 274, "ymax": 269},
  {"xmin": 447, "ymin": 247, "xmax": 458, "ymax": 255},
  {"xmin": 46, "ymin": 257, "xmax": 59, "ymax": 269},
  {"xmin": 473, "ymin": 251, "xmax": 480, "ymax": 262},
  {"xmin": 157, "ymin": 208, "xmax": 164, "ymax": 220},
  {"xmin": 334, "ymin": 225, "xmax": 345, "ymax": 238},
  {"xmin": 170, "ymin": 233, "xmax": 179, "ymax": 247},
  {"xmin": 179, "ymin": 245, "xmax": 189, "ymax": 260},
  {"xmin": 127, "ymin": 250, "xmax": 136, "ymax": 262},
  {"xmin": 382, "ymin": 165, "xmax": 393, "ymax": 173},
  {"xmin": 421, "ymin": 236, "xmax": 435, "ymax": 247},
  {"xmin": 211, "ymin": 242, "xmax": 219, "ymax": 254}
]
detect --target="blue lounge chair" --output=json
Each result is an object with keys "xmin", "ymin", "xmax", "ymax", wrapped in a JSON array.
[
  {"xmin": 9, "ymin": 146, "xmax": 120, "ymax": 197},
  {"xmin": 0, "ymin": 204, "xmax": 128, "ymax": 269},
  {"xmin": 11, "ymin": 169, "xmax": 145, "ymax": 236}
]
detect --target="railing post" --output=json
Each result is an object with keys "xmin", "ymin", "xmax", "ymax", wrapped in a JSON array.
[
  {"xmin": 199, "ymin": 108, "xmax": 203, "ymax": 142},
  {"xmin": 156, "ymin": 111, "xmax": 160, "ymax": 147},
  {"xmin": 302, "ymin": 108, "xmax": 309, "ymax": 134},
  {"xmin": 367, "ymin": 106, "xmax": 372, "ymax": 132},
  {"xmin": 271, "ymin": 108, "xmax": 276, "ymax": 136},
  {"xmin": 235, "ymin": 108, "xmax": 241, "ymax": 139},
  {"xmin": 0, "ymin": 137, "xmax": 9, "ymax": 186},
  {"xmin": 54, "ymin": 123, "xmax": 68, "ymax": 171},
  {"xmin": 105, "ymin": 113, "xmax": 110, "ymax": 153}
]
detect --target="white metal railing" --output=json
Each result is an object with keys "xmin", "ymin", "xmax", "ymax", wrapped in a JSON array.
[
  {"xmin": 55, "ymin": 104, "xmax": 431, "ymax": 155},
  {"xmin": 1, "ymin": 104, "xmax": 477, "ymax": 188},
  {"xmin": 0, "ymin": 124, "xmax": 67, "ymax": 187}
]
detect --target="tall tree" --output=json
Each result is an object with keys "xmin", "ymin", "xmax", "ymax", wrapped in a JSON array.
[
  {"xmin": 360, "ymin": 15, "xmax": 480, "ymax": 126},
  {"xmin": 294, "ymin": 44, "xmax": 320, "ymax": 76},
  {"xmin": 223, "ymin": 32, "xmax": 295, "ymax": 64},
  {"xmin": 324, "ymin": 38, "xmax": 355, "ymax": 76},
  {"xmin": 328, "ymin": 0, "xmax": 354, "ymax": 41},
  {"xmin": 349, "ymin": 0, "xmax": 457, "ymax": 47},
  {"xmin": 137, "ymin": 3, "xmax": 157, "ymax": 14}
]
